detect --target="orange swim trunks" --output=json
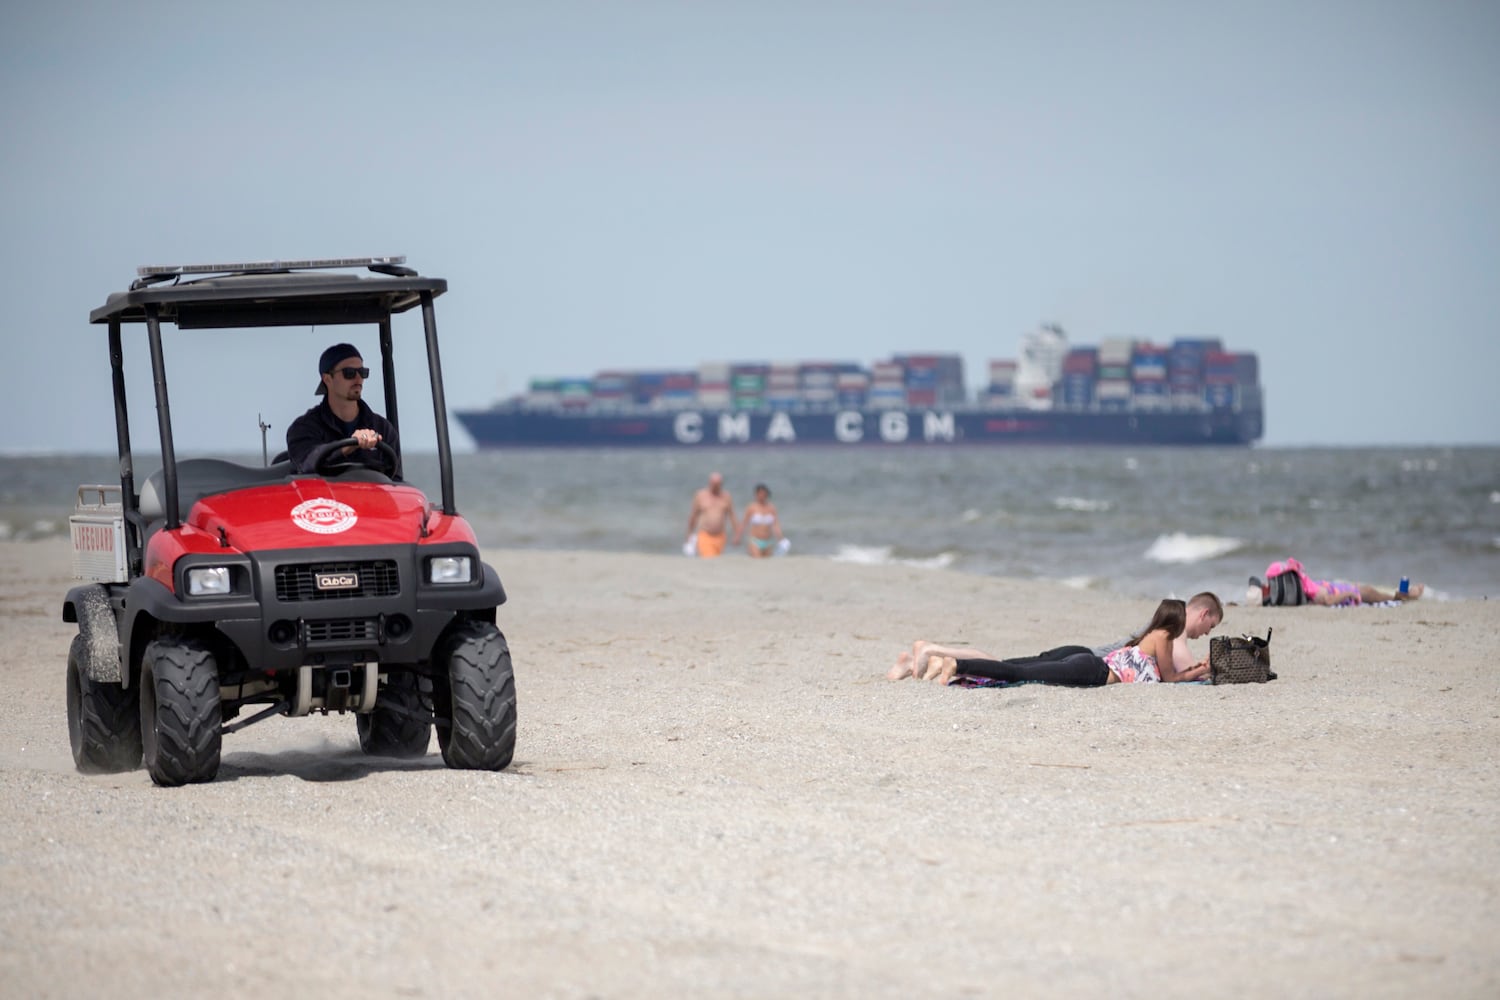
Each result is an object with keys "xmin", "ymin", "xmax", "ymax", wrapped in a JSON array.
[{"xmin": 696, "ymin": 531, "xmax": 727, "ymax": 558}]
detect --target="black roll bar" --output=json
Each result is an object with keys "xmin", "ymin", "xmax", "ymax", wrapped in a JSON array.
[
  {"xmin": 144, "ymin": 304, "xmax": 180, "ymax": 529},
  {"xmin": 421, "ymin": 290, "xmax": 457, "ymax": 516},
  {"xmin": 378, "ymin": 317, "xmax": 398, "ymax": 432},
  {"xmin": 109, "ymin": 320, "xmax": 142, "ymax": 574}
]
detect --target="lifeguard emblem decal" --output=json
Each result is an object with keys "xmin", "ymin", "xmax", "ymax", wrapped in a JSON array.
[{"xmin": 291, "ymin": 497, "xmax": 358, "ymax": 534}]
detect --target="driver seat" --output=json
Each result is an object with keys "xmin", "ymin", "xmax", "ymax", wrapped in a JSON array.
[{"xmin": 138, "ymin": 459, "xmax": 293, "ymax": 521}]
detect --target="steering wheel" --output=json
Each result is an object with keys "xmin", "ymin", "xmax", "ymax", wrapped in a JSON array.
[{"xmin": 310, "ymin": 437, "xmax": 402, "ymax": 479}]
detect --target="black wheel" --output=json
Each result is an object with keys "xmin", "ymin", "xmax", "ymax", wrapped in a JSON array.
[
  {"xmin": 435, "ymin": 622, "xmax": 516, "ymax": 771},
  {"xmin": 66, "ymin": 634, "xmax": 142, "ymax": 774},
  {"xmin": 139, "ymin": 637, "xmax": 222, "ymax": 787},
  {"xmin": 356, "ymin": 669, "xmax": 432, "ymax": 757}
]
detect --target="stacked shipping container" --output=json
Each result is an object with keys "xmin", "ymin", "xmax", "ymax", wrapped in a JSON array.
[
  {"xmin": 892, "ymin": 353, "xmax": 965, "ymax": 408},
  {"xmin": 519, "ymin": 341, "xmax": 1257, "ymax": 414},
  {"xmin": 983, "ymin": 360, "xmax": 1018, "ymax": 407},
  {"xmin": 698, "ymin": 363, "xmax": 730, "ymax": 410},
  {"xmin": 1058, "ymin": 347, "xmax": 1098, "ymax": 409}
]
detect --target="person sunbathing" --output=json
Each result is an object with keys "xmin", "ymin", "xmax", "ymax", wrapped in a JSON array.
[
  {"xmin": 1304, "ymin": 579, "xmax": 1424, "ymax": 605},
  {"xmin": 888, "ymin": 591, "xmax": 1222, "ymax": 681},
  {"xmin": 1256, "ymin": 558, "xmax": 1424, "ymax": 606},
  {"xmin": 890, "ymin": 599, "xmax": 1209, "ymax": 687}
]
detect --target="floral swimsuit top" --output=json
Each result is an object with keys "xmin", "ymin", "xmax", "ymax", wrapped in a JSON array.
[{"xmin": 1104, "ymin": 645, "xmax": 1161, "ymax": 684}]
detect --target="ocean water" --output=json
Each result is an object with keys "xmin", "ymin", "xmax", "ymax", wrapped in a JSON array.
[{"xmin": 5, "ymin": 446, "xmax": 1497, "ymax": 601}]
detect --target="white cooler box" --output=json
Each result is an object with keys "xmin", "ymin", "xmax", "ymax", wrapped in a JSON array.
[{"xmin": 70, "ymin": 485, "xmax": 129, "ymax": 583}]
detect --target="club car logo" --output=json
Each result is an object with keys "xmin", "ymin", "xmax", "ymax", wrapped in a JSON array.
[{"xmin": 290, "ymin": 497, "xmax": 358, "ymax": 535}]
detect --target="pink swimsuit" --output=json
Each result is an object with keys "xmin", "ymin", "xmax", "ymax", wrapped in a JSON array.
[{"xmin": 1306, "ymin": 579, "xmax": 1361, "ymax": 605}]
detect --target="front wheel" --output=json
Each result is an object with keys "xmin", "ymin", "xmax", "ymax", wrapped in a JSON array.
[
  {"xmin": 357, "ymin": 669, "xmax": 432, "ymax": 757},
  {"xmin": 140, "ymin": 637, "xmax": 222, "ymax": 787},
  {"xmin": 66, "ymin": 634, "xmax": 142, "ymax": 773},
  {"xmin": 435, "ymin": 622, "xmax": 516, "ymax": 771}
]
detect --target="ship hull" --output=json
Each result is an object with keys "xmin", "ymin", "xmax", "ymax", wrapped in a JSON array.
[{"xmin": 454, "ymin": 406, "xmax": 1262, "ymax": 448}]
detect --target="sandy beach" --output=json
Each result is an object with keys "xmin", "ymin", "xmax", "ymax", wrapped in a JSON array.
[{"xmin": 1, "ymin": 538, "xmax": 1496, "ymax": 998}]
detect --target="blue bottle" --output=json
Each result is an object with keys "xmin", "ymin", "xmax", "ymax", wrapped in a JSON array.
[{"xmin": 1398, "ymin": 577, "xmax": 1410, "ymax": 595}]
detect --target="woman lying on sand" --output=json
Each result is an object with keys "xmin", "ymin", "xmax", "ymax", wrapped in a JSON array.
[
  {"xmin": 888, "ymin": 599, "xmax": 1209, "ymax": 686},
  {"xmin": 1258, "ymin": 558, "xmax": 1425, "ymax": 606}
]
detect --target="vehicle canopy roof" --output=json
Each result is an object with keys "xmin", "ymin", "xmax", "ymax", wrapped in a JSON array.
[{"xmin": 90, "ymin": 257, "xmax": 446, "ymax": 329}]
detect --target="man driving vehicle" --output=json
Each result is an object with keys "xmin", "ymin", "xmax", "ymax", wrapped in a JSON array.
[{"xmin": 286, "ymin": 342, "xmax": 401, "ymax": 477}]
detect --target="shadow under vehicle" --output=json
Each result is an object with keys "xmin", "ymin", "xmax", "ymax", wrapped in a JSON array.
[{"xmin": 63, "ymin": 256, "xmax": 516, "ymax": 786}]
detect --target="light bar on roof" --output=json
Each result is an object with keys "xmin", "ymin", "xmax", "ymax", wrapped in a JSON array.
[{"xmin": 135, "ymin": 256, "xmax": 407, "ymax": 277}]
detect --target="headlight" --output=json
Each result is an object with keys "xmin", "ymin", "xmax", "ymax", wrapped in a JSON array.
[
  {"xmin": 428, "ymin": 556, "xmax": 473, "ymax": 584},
  {"xmin": 186, "ymin": 566, "xmax": 232, "ymax": 596}
]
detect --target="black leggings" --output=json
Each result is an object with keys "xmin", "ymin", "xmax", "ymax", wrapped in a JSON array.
[{"xmin": 954, "ymin": 645, "xmax": 1111, "ymax": 687}]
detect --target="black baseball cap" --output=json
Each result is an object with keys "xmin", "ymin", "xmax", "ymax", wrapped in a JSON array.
[{"xmin": 315, "ymin": 343, "xmax": 362, "ymax": 395}]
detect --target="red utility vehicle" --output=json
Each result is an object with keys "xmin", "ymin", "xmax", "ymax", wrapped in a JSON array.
[{"xmin": 63, "ymin": 257, "xmax": 516, "ymax": 785}]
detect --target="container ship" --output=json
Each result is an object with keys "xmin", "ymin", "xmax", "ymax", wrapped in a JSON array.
[{"xmin": 453, "ymin": 325, "xmax": 1263, "ymax": 448}]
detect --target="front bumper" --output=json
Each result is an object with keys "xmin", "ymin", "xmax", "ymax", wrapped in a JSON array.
[{"xmin": 128, "ymin": 543, "xmax": 505, "ymax": 673}]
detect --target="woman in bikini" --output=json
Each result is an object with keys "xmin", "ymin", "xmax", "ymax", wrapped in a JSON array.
[
  {"xmin": 889, "ymin": 599, "xmax": 1209, "ymax": 686},
  {"xmin": 735, "ymin": 483, "xmax": 785, "ymax": 558},
  {"xmin": 1257, "ymin": 558, "xmax": 1425, "ymax": 606}
]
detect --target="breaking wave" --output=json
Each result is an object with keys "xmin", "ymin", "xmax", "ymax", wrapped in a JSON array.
[
  {"xmin": 1143, "ymin": 532, "xmax": 1242, "ymax": 564},
  {"xmin": 831, "ymin": 544, "xmax": 957, "ymax": 571}
]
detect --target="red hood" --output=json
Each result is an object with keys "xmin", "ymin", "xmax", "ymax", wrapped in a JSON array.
[{"xmin": 188, "ymin": 480, "xmax": 433, "ymax": 551}]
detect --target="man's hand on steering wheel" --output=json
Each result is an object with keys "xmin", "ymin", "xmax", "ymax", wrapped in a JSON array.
[
  {"xmin": 350, "ymin": 428, "xmax": 381, "ymax": 451},
  {"xmin": 310, "ymin": 436, "xmax": 402, "ymax": 479}
]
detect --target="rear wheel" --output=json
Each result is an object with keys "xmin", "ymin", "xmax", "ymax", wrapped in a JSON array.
[
  {"xmin": 66, "ymin": 634, "xmax": 142, "ymax": 773},
  {"xmin": 140, "ymin": 637, "xmax": 222, "ymax": 787},
  {"xmin": 435, "ymin": 622, "xmax": 516, "ymax": 771},
  {"xmin": 356, "ymin": 669, "xmax": 432, "ymax": 757}
]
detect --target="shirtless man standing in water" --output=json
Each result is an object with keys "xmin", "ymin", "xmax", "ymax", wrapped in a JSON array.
[{"xmin": 685, "ymin": 472, "xmax": 736, "ymax": 558}]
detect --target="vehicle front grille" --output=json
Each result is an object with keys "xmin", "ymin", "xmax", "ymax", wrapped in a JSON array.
[
  {"xmin": 275, "ymin": 560, "xmax": 400, "ymax": 602},
  {"xmin": 304, "ymin": 618, "xmax": 379, "ymax": 643}
]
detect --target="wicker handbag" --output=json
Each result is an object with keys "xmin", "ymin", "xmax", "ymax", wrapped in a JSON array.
[{"xmin": 1209, "ymin": 629, "xmax": 1276, "ymax": 684}]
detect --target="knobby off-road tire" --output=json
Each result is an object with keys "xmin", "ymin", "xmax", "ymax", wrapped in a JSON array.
[
  {"xmin": 140, "ymin": 637, "xmax": 222, "ymax": 787},
  {"xmin": 66, "ymin": 634, "xmax": 142, "ymax": 774},
  {"xmin": 356, "ymin": 669, "xmax": 432, "ymax": 757},
  {"xmin": 436, "ymin": 622, "xmax": 516, "ymax": 771}
]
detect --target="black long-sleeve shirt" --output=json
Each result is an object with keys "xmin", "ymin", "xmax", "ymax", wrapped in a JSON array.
[{"xmin": 285, "ymin": 398, "xmax": 401, "ymax": 477}]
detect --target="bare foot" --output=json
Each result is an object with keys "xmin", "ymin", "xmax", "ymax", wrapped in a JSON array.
[
  {"xmin": 912, "ymin": 641, "xmax": 937, "ymax": 681},
  {"xmin": 887, "ymin": 651, "xmax": 914, "ymax": 681},
  {"xmin": 936, "ymin": 657, "xmax": 959, "ymax": 685}
]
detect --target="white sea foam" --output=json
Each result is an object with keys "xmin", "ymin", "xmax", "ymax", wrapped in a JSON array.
[
  {"xmin": 1059, "ymin": 575, "xmax": 1097, "ymax": 590},
  {"xmin": 960, "ymin": 508, "xmax": 982, "ymax": 523},
  {"xmin": 1143, "ymin": 532, "xmax": 1242, "ymax": 564},
  {"xmin": 831, "ymin": 545, "xmax": 956, "ymax": 571},
  {"xmin": 830, "ymin": 544, "xmax": 892, "ymax": 566},
  {"xmin": 1054, "ymin": 496, "xmax": 1111, "ymax": 513},
  {"xmin": 1490, "ymin": 491, "xmax": 1499, "ymax": 504}
]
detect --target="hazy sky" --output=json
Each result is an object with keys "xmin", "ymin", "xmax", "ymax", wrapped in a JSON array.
[{"xmin": 3, "ymin": 0, "xmax": 1497, "ymax": 452}]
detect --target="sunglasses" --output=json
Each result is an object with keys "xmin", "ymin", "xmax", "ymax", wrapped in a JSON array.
[{"xmin": 334, "ymin": 366, "xmax": 370, "ymax": 380}]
